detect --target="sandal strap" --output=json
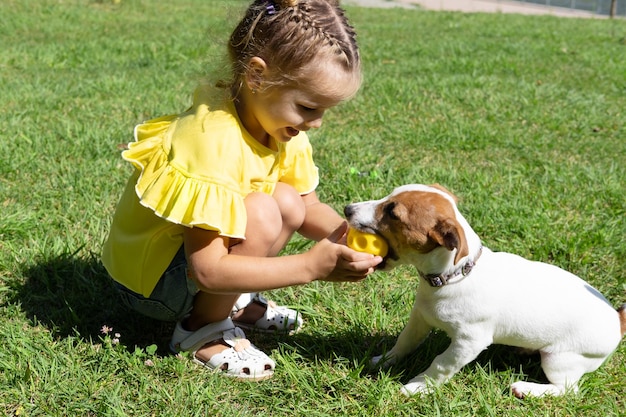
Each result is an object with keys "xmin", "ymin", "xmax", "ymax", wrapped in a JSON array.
[
  {"xmin": 231, "ymin": 292, "xmax": 303, "ymax": 333},
  {"xmin": 232, "ymin": 293, "xmax": 258, "ymax": 312},
  {"xmin": 256, "ymin": 303, "xmax": 301, "ymax": 328},
  {"xmin": 178, "ymin": 318, "xmax": 236, "ymax": 353}
]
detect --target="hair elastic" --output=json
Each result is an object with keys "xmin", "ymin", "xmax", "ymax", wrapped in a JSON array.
[{"xmin": 264, "ymin": 0, "xmax": 276, "ymax": 15}]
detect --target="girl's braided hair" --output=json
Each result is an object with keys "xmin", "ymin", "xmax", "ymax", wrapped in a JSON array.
[{"xmin": 227, "ymin": 0, "xmax": 360, "ymax": 95}]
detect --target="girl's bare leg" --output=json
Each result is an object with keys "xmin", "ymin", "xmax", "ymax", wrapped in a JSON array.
[
  {"xmin": 231, "ymin": 183, "xmax": 306, "ymax": 324},
  {"xmin": 187, "ymin": 184, "xmax": 305, "ymax": 361}
]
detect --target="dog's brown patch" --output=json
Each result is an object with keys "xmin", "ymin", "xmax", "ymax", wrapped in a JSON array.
[
  {"xmin": 375, "ymin": 190, "xmax": 469, "ymax": 264},
  {"xmin": 618, "ymin": 304, "xmax": 626, "ymax": 336}
]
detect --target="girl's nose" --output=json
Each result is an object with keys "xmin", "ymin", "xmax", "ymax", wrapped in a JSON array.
[
  {"xmin": 305, "ymin": 109, "xmax": 325, "ymax": 129},
  {"xmin": 306, "ymin": 117, "xmax": 323, "ymax": 129}
]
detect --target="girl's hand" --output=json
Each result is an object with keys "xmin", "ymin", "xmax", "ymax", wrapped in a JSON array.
[{"xmin": 307, "ymin": 222, "xmax": 383, "ymax": 283}]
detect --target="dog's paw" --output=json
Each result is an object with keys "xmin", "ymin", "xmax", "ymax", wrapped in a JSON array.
[
  {"xmin": 371, "ymin": 354, "xmax": 384, "ymax": 366},
  {"xmin": 401, "ymin": 375, "xmax": 434, "ymax": 397},
  {"xmin": 371, "ymin": 354, "xmax": 394, "ymax": 368},
  {"xmin": 511, "ymin": 381, "xmax": 565, "ymax": 398},
  {"xmin": 511, "ymin": 381, "xmax": 530, "ymax": 399},
  {"xmin": 401, "ymin": 381, "xmax": 433, "ymax": 397}
]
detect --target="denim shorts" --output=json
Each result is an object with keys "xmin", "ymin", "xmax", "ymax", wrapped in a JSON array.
[{"xmin": 115, "ymin": 246, "xmax": 198, "ymax": 322}]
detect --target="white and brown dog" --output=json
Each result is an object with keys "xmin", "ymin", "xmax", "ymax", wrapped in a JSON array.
[{"xmin": 344, "ymin": 184, "xmax": 625, "ymax": 398}]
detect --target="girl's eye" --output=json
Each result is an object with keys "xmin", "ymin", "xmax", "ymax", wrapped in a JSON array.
[{"xmin": 299, "ymin": 105, "xmax": 316, "ymax": 112}]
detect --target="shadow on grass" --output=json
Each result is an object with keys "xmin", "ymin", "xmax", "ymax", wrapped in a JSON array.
[
  {"xmin": 280, "ymin": 329, "xmax": 547, "ymax": 387},
  {"xmin": 9, "ymin": 249, "xmax": 175, "ymax": 354},
  {"xmin": 9, "ymin": 249, "xmax": 549, "ymax": 386}
]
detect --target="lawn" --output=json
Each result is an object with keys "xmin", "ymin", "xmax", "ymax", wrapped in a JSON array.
[{"xmin": 1, "ymin": 0, "xmax": 625, "ymax": 416}]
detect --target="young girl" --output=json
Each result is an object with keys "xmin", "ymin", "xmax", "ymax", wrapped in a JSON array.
[{"xmin": 102, "ymin": 0, "xmax": 382, "ymax": 381}]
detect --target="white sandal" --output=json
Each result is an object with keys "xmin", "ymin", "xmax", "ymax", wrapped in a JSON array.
[
  {"xmin": 169, "ymin": 317, "xmax": 275, "ymax": 381},
  {"xmin": 231, "ymin": 293, "xmax": 304, "ymax": 334}
]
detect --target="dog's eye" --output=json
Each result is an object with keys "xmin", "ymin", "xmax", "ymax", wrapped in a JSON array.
[{"xmin": 384, "ymin": 202, "xmax": 399, "ymax": 220}]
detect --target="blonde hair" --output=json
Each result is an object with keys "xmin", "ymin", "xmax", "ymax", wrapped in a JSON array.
[{"xmin": 227, "ymin": 0, "xmax": 360, "ymax": 95}]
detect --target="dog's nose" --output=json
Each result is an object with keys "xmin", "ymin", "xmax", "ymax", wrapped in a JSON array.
[{"xmin": 344, "ymin": 205, "xmax": 354, "ymax": 218}]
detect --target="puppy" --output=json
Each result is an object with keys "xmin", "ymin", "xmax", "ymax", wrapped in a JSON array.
[{"xmin": 344, "ymin": 184, "xmax": 625, "ymax": 398}]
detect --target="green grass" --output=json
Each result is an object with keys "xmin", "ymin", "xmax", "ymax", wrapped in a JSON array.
[{"xmin": 1, "ymin": 0, "xmax": 625, "ymax": 415}]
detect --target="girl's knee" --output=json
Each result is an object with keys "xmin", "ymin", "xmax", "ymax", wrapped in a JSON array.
[
  {"xmin": 245, "ymin": 192, "xmax": 283, "ymax": 234},
  {"xmin": 273, "ymin": 183, "xmax": 305, "ymax": 231},
  {"xmin": 237, "ymin": 192, "xmax": 283, "ymax": 256},
  {"xmin": 240, "ymin": 186, "xmax": 304, "ymax": 256}
]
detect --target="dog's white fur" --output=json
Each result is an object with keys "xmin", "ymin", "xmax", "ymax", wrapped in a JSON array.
[{"xmin": 344, "ymin": 184, "xmax": 625, "ymax": 398}]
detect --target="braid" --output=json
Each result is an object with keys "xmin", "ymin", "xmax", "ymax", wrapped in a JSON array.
[
  {"xmin": 288, "ymin": 2, "xmax": 354, "ymax": 65},
  {"xmin": 227, "ymin": 0, "xmax": 360, "ymax": 94}
]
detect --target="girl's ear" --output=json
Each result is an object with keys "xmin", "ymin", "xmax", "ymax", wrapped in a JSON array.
[{"xmin": 245, "ymin": 56, "xmax": 268, "ymax": 92}]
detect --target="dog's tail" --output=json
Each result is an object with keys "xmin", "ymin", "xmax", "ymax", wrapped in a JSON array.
[{"xmin": 618, "ymin": 304, "xmax": 626, "ymax": 337}]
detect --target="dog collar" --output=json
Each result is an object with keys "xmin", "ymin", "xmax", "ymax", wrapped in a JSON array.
[{"xmin": 421, "ymin": 246, "xmax": 483, "ymax": 287}]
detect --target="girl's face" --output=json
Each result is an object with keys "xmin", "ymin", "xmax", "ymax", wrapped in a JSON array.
[{"xmin": 239, "ymin": 57, "xmax": 361, "ymax": 148}]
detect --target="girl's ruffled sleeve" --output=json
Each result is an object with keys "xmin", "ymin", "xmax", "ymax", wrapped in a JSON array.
[{"xmin": 122, "ymin": 115, "xmax": 247, "ymax": 238}]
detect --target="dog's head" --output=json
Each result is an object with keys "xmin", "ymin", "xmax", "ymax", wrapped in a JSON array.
[{"xmin": 344, "ymin": 184, "xmax": 472, "ymax": 273}]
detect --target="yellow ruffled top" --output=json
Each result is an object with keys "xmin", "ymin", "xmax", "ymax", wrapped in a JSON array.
[{"xmin": 102, "ymin": 86, "xmax": 319, "ymax": 296}]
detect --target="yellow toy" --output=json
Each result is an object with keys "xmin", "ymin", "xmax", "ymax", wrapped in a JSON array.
[{"xmin": 346, "ymin": 228, "xmax": 388, "ymax": 257}]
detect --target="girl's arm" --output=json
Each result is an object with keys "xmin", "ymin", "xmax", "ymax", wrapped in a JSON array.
[
  {"xmin": 298, "ymin": 191, "xmax": 346, "ymax": 241},
  {"xmin": 184, "ymin": 221, "xmax": 380, "ymax": 295}
]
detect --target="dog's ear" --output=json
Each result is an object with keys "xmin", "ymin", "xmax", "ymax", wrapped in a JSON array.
[{"xmin": 430, "ymin": 218, "xmax": 469, "ymax": 264}]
